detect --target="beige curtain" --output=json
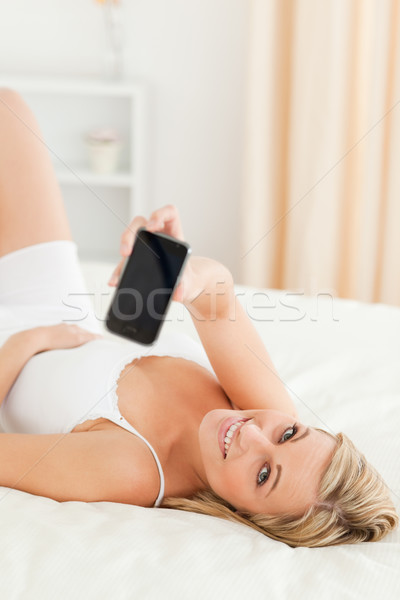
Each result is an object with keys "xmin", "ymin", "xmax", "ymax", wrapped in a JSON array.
[{"xmin": 241, "ymin": 0, "xmax": 400, "ymax": 305}]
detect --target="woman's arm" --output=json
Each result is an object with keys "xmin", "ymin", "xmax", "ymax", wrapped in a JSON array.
[
  {"xmin": 110, "ymin": 205, "xmax": 297, "ymax": 417},
  {"xmin": 181, "ymin": 256, "xmax": 297, "ymax": 417},
  {"xmin": 0, "ymin": 429, "xmax": 159, "ymax": 505},
  {"xmin": 0, "ymin": 331, "xmax": 39, "ymax": 407},
  {"xmin": 0, "ymin": 325, "xmax": 101, "ymax": 407}
]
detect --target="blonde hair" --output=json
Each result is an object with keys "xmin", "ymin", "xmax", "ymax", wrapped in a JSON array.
[{"xmin": 161, "ymin": 430, "xmax": 398, "ymax": 548}]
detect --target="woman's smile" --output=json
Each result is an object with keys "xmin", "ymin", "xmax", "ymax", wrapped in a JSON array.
[
  {"xmin": 199, "ymin": 408, "xmax": 336, "ymax": 516},
  {"xmin": 218, "ymin": 416, "xmax": 250, "ymax": 458}
]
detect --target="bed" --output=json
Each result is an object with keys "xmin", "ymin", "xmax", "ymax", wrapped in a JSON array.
[{"xmin": 1, "ymin": 259, "xmax": 399, "ymax": 599}]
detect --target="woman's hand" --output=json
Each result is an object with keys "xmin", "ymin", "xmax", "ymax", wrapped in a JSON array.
[
  {"xmin": 108, "ymin": 204, "xmax": 184, "ymax": 288},
  {"xmin": 0, "ymin": 325, "xmax": 101, "ymax": 407},
  {"xmin": 108, "ymin": 204, "xmax": 189, "ymax": 302},
  {"xmin": 18, "ymin": 324, "xmax": 102, "ymax": 355},
  {"xmin": 108, "ymin": 204, "xmax": 233, "ymax": 315}
]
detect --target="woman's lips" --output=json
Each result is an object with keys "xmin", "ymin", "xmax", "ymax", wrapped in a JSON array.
[{"xmin": 218, "ymin": 416, "xmax": 248, "ymax": 458}]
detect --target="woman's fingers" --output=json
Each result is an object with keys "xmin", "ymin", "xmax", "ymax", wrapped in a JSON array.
[
  {"xmin": 109, "ymin": 205, "xmax": 184, "ymax": 287},
  {"xmin": 108, "ymin": 216, "xmax": 147, "ymax": 287},
  {"xmin": 66, "ymin": 325, "xmax": 103, "ymax": 345},
  {"xmin": 34, "ymin": 324, "xmax": 103, "ymax": 352},
  {"xmin": 108, "ymin": 256, "xmax": 125, "ymax": 287},
  {"xmin": 120, "ymin": 216, "xmax": 147, "ymax": 257},
  {"xmin": 146, "ymin": 204, "xmax": 184, "ymax": 240}
]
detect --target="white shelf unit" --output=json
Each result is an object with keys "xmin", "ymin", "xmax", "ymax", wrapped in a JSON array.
[{"xmin": 0, "ymin": 75, "xmax": 147, "ymax": 261}]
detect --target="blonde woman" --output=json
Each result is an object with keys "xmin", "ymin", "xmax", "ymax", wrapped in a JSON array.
[{"xmin": 0, "ymin": 89, "xmax": 397, "ymax": 548}]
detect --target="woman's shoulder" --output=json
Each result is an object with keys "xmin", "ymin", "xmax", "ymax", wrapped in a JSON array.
[
  {"xmin": 0, "ymin": 425, "xmax": 161, "ymax": 506},
  {"xmin": 78, "ymin": 421, "xmax": 162, "ymax": 506}
]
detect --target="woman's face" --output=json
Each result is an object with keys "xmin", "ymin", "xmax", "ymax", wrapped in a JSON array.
[{"xmin": 198, "ymin": 409, "xmax": 336, "ymax": 516}]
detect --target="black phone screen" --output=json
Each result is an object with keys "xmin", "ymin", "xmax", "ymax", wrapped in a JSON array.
[{"xmin": 106, "ymin": 229, "xmax": 190, "ymax": 344}]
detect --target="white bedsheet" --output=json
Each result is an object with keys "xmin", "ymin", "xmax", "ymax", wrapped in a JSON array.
[{"xmin": 1, "ymin": 261, "xmax": 399, "ymax": 599}]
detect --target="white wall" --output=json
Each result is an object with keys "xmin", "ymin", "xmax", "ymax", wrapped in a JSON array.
[{"xmin": 0, "ymin": 0, "xmax": 249, "ymax": 279}]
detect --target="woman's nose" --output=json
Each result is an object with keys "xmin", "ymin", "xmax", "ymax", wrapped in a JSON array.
[{"xmin": 238, "ymin": 421, "xmax": 270, "ymax": 453}]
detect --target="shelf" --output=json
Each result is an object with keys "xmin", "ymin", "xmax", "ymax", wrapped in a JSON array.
[
  {"xmin": 0, "ymin": 74, "xmax": 147, "ymax": 261},
  {"xmin": 54, "ymin": 166, "xmax": 135, "ymax": 188},
  {"xmin": 0, "ymin": 74, "xmax": 144, "ymax": 97}
]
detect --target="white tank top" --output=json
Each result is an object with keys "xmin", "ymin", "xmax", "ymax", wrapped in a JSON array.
[{"xmin": 0, "ymin": 332, "xmax": 214, "ymax": 507}]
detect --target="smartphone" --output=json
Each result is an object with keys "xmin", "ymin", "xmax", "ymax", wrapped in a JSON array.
[{"xmin": 106, "ymin": 228, "xmax": 191, "ymax": 344}]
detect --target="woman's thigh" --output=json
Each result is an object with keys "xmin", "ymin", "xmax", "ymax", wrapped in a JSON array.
[{"xmin": 0, "ymin": 88, "xmax": 72, "ymax": 258}]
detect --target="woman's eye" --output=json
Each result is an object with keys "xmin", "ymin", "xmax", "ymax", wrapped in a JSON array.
[
  {"xmin": 280, "ymin": 424, "xmax": 298, "ymax": 443},
  {"xmin": 257, "ymin": 464, "xmax": 270, "ymax": 486}
]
